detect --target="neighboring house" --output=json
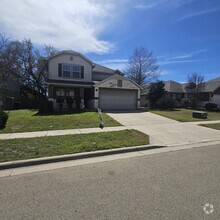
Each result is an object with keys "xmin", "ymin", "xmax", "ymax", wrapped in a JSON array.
[
  {"xmin": 165, "ymin": 78, "xmax": 220, "ymax": 105},
  {"xmin": 0, "ymin": 79, "xmax": 20, "ymax": 110},
  {"xmin": 164, "ymin": 80, "xmax": 185, "ymax": 101},
  {"xmin": 47, "ymin": 50, "xmax": 141, "ymax": 110},
  {"xmin": 140, "ymin": 77, "xmax": 220, "ymax": 106},
  {"xmin": 204, "ymin": 77, "xmax": 220, "ymax": 105}
]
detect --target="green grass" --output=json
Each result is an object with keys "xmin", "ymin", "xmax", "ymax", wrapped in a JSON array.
[
  {"xmin": 0, "ymin": 109, "xmax": 121, "ymax": 133},
  {"xmin": 151, "ymin": 108, "xmax": 220, "ymax": 122},
  {"xmin": 0, "ymin": 129, "xmax": 149, "ymax": 162},
  {"xmin": 200, "ymin": 123, "xmax": 220, "ymax": 130}
]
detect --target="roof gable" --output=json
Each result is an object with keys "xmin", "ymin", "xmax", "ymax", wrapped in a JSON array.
[
  {"xmin": 95, "ymin": 74, "xmax": 142, "ymax": 89},
  {"xmin": 47, "ymin": 50, "xmax": 94, "ymax": 66},
  {"xmin": 214, "ymin": 86, "xmax": 220, "ymax": 94}
]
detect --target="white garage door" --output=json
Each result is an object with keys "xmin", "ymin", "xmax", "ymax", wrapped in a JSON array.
[{"xmin": 99, "ymin": 88, "xmax": 137, "ymax": 110}]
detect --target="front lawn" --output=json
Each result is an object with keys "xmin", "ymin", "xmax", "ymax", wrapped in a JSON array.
[
  {"xmin": 200, "ymin": 123, "xmax": 220, "ymax": 130},
  {"xmin": 0, "ymin": 109, "xmax": 121, "ymax": 133},
  {"xmin": 151, "ymin": 108, "xmax": 220, "ymax": 122},
  {"xmin": 0, "ymin": 129, "xmax": 149, "ymax": 162}
]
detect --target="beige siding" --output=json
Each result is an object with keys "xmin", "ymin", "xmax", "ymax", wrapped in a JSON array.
[
  {"xmin": 97, "ymin": 78, "xmax": 139, "ymax": 90},
  {"xmin": 95, "ymin": 76, "xmax": 140, "ymax": 99},
  {"xmin": 48, "ymin": 54, "xmax": 92, "ymax": 82}
]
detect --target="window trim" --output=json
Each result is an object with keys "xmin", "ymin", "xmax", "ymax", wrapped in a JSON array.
[
  {"xmin": 61, "ymin": 64, "xmax": 81, "ymax": 79},
  {"xmin": 72, "ymin": 65, "xmax": 81, "ymax": 79},
  {"xmin": 62, "ymin": 64, "xmax": 71, "ymax": 78}
]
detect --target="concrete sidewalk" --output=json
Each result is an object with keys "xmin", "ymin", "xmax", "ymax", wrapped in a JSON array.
[
  {"xmin": 0, "ymin": 126, "xmax": 126, "ymax": 140},
  {"xmin": 107, "ymin": 112, "xmax": 220, "ymax": 146},
  {"xmin": 0, "ymin": 112, "xmax": 219, "ymax": 171}
]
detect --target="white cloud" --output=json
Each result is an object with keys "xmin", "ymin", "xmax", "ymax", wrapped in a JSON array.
[
  {"xmin": 178, "ymin": 7, "xmax": 220, "ymax": 21},
  {"xmin": 97, "ymin": 58, "xmax": 128, "ymax": 70},
  {"xmin": 134, "ymin": 0, "xmax": 195, "ymax": 11},
  {"xmin": 134, "ymin": 3, "xmax": 159, "ymax": 10},
  {"xmin": 158, "ymin": 49, "xmax": 207, "ymax": 65},
  {"xmin": 99, "ymin": 59, "xmax": 128, "ymax": 64},
  {"xmin": 159, "ymin": 59, "xmax": 201, "ymax": 65},
  {"xmin": 165, "ymin": 49, "xmax": 208, "ymax": 60},
  {"xmin": 0, "ymin": 0, "xmax": 118, "ymax": 54},
  {"xmin": 160, "ymin": 70, "xmax": 175, "ymax": 76}
]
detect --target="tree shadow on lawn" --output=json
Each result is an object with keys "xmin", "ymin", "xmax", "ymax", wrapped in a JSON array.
[
  {"xmin": 32, "ymin": 109, "xmax": 97, "ymax": 117},
  {"xmin": 151, "ymin": 108, "xmax": 181, "ymax": 112}
]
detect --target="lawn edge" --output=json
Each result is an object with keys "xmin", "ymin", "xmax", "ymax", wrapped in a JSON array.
[
  {"xmin": 0, "ymin": 144, "xmax": 165, "ymax": 170},
  {"xmin": 200, "ymin": 123, "xmax": 220, "ymax": 130}
]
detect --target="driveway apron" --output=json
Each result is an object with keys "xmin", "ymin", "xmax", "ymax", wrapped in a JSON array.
[{"xmin": 107, "ymin": 111, "xmax": 220, "ymax": 146}]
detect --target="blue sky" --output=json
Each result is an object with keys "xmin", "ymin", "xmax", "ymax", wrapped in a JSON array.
[{"xmin": 0, "ymin": 0, "xmax": 220, "ymax": 82}]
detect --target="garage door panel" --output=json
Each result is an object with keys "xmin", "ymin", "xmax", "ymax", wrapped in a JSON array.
[{"xmin": 99, "ymin": 88, "xmax": 137, "ymax": 110}]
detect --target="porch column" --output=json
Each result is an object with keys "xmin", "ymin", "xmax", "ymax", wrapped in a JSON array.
[
  {"xmin": 94, "ymin": 87, "xmax": 99, "ymax": 108},
  {"xmin": 80, "ymin": 88, "xmax": 85, "ymax": 109},
  {"xmin": 48, "ymin": 85, "xmax": 54, "ymax": 98}
]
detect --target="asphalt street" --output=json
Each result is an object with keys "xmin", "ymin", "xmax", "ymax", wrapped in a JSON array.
[{"xmin": 0, "ymin": 144, "xmax": 219, "ymax": 220}]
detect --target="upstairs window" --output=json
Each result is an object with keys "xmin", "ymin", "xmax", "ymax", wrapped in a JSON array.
[
  {"xmin": 73, "ymin": 65, "xmax": 80, "ymax": 78},
  {"xmin": 61, "ymin": 64, "xmax": 81, "ymax": 78},
  {"xmin": 63, "ymin": 64, "xmax": 71, "ymax": 78}
]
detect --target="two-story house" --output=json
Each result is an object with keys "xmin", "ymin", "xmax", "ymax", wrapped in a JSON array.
[
  {"xmin": 140, "ymin": 77, "xmax": 220, "ymax": 107},
  {"xmin": 47, "ymin": 50, "xmax": 141, "ymax": 110}
]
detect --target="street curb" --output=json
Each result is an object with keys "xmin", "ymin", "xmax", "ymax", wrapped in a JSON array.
[{"xmin": 0, "ymin": 144, "xmax": 165, "ymax": 170}]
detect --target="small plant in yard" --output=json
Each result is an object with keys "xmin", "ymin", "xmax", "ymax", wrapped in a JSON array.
[{"xmin": 0, "ymin": 110, "xmax": 9, "ymax": 129}]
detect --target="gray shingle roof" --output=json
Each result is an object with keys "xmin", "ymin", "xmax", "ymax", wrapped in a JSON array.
[
  {"xmin": 204, "ymin": 77, "xmax": 220, "ymax": 92},
  {"xmin": 165, "ymin": 81, "xmax": 183, "ymax": 93},
  {"xmin": 165, "ymin": 77, "xmax": 220, "ymax": 93},
  {"xmin": 92, "ymin": 63, "xmax": 115, "ymax": 74}
]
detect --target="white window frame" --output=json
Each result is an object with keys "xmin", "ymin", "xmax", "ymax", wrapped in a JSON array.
[
  {"xmin": 62, "ymin": 64, "xmax": 71, "ymax": 78},
  {"xmin": 72, "ymin": 65, "xmax": 81, "ymax": 79},
  {"xmin": 62, "ymin": 64, "xmax": 81, "ymax": 79}
]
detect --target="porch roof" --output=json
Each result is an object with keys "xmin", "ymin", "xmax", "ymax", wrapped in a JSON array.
[{"xmin": 46, "ymin": 79, "xmax": 94, "ymax": 87}]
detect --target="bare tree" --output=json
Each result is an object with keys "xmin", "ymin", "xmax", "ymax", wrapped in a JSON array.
[
  {"xmin": 18, "ymin": 39, "xmax": 52, "ymax": 99},
  {"xmin": 0, "ymin": 37, "xmax": 21, "ymax": 84},
  {"xmin": 0, "ymin": 34, "xmax": 9, "ymax": 50},
  {"xmin": 43, "ymin": 44, "xmax": 58, "ymax": 57},
  {"xmin": 125, "ymin": 47, "xmax": 160, "ymax": 86},
  {"xmin": 185, "ymin": 73, "xmax": 205, "ymax": 107},
  {"xmin": 0, "ymin": 36, "xmax": 58, "ymax": 99}
]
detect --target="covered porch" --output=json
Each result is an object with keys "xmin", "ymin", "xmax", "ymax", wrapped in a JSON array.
[{"xmin": 47, "ymin": 80, "xmax": 95, "ymax": 111}]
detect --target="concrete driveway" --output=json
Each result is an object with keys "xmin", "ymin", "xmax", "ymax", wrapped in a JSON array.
[{"xmin": 107, "ymin": 111, "xmax": 220, "ymax": 146}]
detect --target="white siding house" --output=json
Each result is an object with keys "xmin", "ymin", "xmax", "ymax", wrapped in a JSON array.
[{"xmin": 47, "ymin": 50, "xmax": 141, "ymax": 111}]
